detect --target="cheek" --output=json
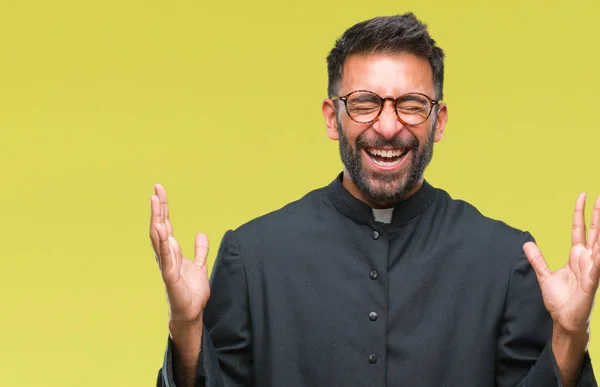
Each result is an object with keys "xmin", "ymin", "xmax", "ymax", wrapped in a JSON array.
[
  {"xmin": 341, "ymin": 120, "xmax": 368, "ymax": 145},
  {"xmin": 416, "ymin": 123, "xmax": 436, "ymax": 145},
  {"xmin": 404, "ymin": 126, "xmax": 426, "ymax": 144}
]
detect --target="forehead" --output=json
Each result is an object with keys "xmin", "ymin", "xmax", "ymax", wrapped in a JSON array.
[{"xmin": 340, "ymin": 52, "xmax": 434, "ymax": 97}]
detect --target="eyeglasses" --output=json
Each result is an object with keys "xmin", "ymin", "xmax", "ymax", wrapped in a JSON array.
[{"xmin": 331, "ymin": 90, "xmax": 440, "ymax": 126}]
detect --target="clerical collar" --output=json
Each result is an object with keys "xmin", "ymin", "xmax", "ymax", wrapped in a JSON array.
[
  {"xmin": 372, "ymin": 208, "xmax": 393, "ymax": 223},
  {"xmin": 326, "ymin": 172, "xmax": 437, "ymax": 225}
]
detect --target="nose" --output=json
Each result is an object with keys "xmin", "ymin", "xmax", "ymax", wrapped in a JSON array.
[{"xmin": 372, "ymin": 100, "xmax": 404, "ymax": 140}]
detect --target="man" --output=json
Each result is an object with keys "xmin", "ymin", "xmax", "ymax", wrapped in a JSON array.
[{"xmin": 151, "ymin": 13, "xmax": 598, "ymax": 386}]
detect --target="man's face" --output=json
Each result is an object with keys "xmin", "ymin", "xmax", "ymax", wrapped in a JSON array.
[{"xmin": 322, "ymin": 52, "xmax": 448, "ymax": 207}]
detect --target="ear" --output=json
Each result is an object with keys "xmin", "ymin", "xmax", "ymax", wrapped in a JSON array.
[
  {"xmin": 432, "ymin": 103, "xmax": 448, "ymax": 142},
  {"xmin": 322, "ymin": 99, "xmax": 339, "ymax": 141}
]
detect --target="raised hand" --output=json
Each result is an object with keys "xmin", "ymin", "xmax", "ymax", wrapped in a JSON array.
[
  {"xmin": 523, "ymin": 193, "xmax": 600, "ymax": 336},
  {"xmin": 150, "ymin": 184, "xmax": 211, "ymax": 326}
]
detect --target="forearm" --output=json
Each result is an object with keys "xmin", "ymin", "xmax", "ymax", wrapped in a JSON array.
[
  {"xmin": 169, "ymin": 320, "xmax": 203, "ymax": 387},
  {"xmin": 552, "ymin": 326, "xmax": 589, "ymax": 387}
]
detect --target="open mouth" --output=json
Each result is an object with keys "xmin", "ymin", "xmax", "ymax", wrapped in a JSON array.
[{"xmin": 365, "ymin": 147, "xmax": 410, "ymax": 168}]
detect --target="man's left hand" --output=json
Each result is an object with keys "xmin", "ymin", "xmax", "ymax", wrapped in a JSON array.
[{"xmin": 523, "ymin": 193, "xmax": 600, "ymax": 336}]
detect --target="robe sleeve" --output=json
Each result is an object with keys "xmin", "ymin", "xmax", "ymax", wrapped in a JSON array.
[
  {"xmin": 495, "ymin": 232, "xmax": 596, "ymax": 386},
  {"xmin": 156, "ymin": 230, "xmax": 253, "ymax": 387}
]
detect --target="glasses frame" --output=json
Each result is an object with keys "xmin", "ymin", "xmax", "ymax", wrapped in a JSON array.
[{"xmin": 331, "ymin": 90, "xmax": 440, "ymax": 126}]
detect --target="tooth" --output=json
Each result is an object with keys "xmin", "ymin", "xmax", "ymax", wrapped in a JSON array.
[
  {"xmin": 373, "ymin": 158, "xmax": 402, "ymax": 167},
  {"xmin": 369, "ymin": 149, "xmax": 405, "ymax": 158}
]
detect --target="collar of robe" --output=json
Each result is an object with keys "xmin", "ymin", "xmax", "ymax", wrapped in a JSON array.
[{"xmin": 326, "ymin": 172, "xmax": 437, "ymax": 226}]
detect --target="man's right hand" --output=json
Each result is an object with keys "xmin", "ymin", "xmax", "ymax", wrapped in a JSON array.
[{"xmin": 150, "ymin": 184, "xmax": 210, "ymax": 386}]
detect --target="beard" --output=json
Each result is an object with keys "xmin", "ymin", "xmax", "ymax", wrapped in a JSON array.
[{"xmin": 337, "ymin": 116, "xmax": 436, "ymax": 205}]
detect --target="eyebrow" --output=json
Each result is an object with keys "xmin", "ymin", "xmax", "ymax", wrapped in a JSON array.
[
  {"xmin": 350, "ymin": 94, "xmax": 380, "ymax": 102},
  {"xmin": 397, "ymin": 94, "xmax": 428, "ymax": 102}
]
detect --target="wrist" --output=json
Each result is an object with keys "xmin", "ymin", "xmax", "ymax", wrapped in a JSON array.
[
  {"xmin": 552, "ymin": 325, "xmax": 589, "ymax": 387},
  {"xmin": 169, "ymin": 319, "xmax": 203, "ymax": 360},
  {"xmin": 552, "ymin": 324, "xmax": 590, "ymax": 345},
  {"xmin": 169, "ymin": 313, "xmax": 203, "ymax": 329}
]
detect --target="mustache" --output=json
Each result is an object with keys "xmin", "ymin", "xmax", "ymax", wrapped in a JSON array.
[{"xmin": 355, "ymin": 133, "xmax": 419, "ymax": 150}]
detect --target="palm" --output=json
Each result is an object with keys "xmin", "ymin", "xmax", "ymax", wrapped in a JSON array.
[
  {"xmin": 162, "ymin": 237, "xmax": 210, "ymax": 321},
  {"xmin": 524, "ymin": 193, "xmax": 600, "ymax": 335},
  {"xmin": 150, "ymin": 184, "xmax": 210, "ymax": 324}
]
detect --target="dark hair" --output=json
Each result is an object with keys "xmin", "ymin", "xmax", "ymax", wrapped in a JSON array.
[{"xmin": 326, "ymin": 13, "xmax": 445, "ymax": 100}]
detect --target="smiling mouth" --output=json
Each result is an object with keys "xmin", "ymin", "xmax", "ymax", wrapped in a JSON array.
[{"xmin": 365, "ymin": 147, "xmax": 410, "ymax": 167}]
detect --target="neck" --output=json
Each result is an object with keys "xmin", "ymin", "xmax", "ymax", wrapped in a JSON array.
[{"xmin": 341, "ymin": 170, "xmax": 424, "ymax": 209}]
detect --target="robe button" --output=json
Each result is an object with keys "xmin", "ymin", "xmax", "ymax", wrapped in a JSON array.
[
  {"xmin": 368, "ymin": 354, "xmax": 377, "ymax": 364},
  {"xmin": 369, "ymin": 312, "xmax": 378, "ymax": 321},
  {"xmin": 371, "ymin": 230, "xmax": 380, "ymax": 240},
  {"xmin": 369, "ymin": 271, "xmax": 378, "ymax": 280}
]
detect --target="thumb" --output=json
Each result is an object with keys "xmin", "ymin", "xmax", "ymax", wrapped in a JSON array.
[
  {"xmin": 523, "ymin": 241, "xmax": 553, "ymax": 284},
  {"xmin": 194, "ymin": 232, "xmax": 210, "ymax": 267}
]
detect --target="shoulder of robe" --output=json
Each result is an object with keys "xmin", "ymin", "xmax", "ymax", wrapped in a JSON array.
[
  {"xmin": 433, "ymin": 188, "xmax": 533, "ymax": 250},
  {"xmin": 227, "ymin": 185, "xmax": 331, "ymax": 250}
]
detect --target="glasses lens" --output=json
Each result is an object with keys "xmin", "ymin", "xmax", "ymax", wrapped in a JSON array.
[
  {"xmin": 346, "ymin": 92, "xmax": 381, "ymax": 123},
  {"xmin": 396, "ymin": 94, "xmax": 432, "ymax": 125}
]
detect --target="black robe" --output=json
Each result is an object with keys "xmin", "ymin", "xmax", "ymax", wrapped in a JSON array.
[{"xmin": 158, "ymin": 173, "xmax": 596, "ymax": 386}]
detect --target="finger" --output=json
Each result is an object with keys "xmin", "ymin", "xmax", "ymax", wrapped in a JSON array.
[
  {"xmin": 594, "ymin": 235, "xmax": 600, "ymax": 266},
  {"xmin": 587, "ymin": 196, "xmax": 600, "ymax": 258},
  {"xmin": 572, "ymin": 193, "xmax": 587, "ymax": 247},
  {"xmin": 155, "ymin": 184, "xmax": 175, "ymax": 237},
  {"xmin": 155, "ymin": 223, "xmax": 174, "ymax": 275},
  {"xmin": 523, "ymin": 241, "xmax": 553, "ymax": 284},
  {"xmin": 169, "ymin": 235, "xmax": 182, "ymax": 261},
  {"xmin": 194, "ymin": 232, "xmax": 210, "ymax": 267},
  {"xmin": 155, "ymin": 184, "xmax": 168, "ymax": 226},
  {"xmin": 587, "ymin": 195, "xmax": 600, "ymax": 249},
  {"xmin": 593, "ymin": 239, "xmax": 600, "ymax": 269},
  {"xmin": 590, "ymin": 253, "xmax": 600, "ymax": 288},
  {"xmin": 149, "ymin": 195, "xmax": 161, "ymax": 253},
  {"xmin": 166, "ymin": 206, "xmax": 174, "ymax": 237}
]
